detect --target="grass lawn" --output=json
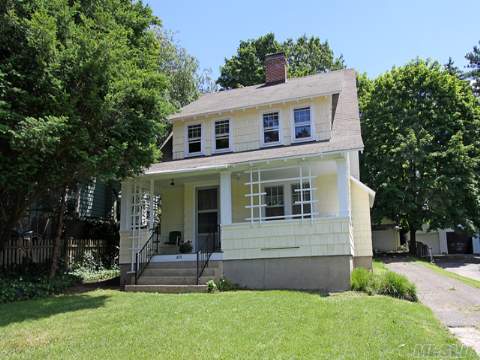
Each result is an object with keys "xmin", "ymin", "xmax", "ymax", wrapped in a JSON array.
[
  {"xmin": 0, "ymin": 290, "xmax": 476, "ymax": 359},
  {"xmin": 414, "ymin": 259, "xmax": 480, "ymax": 289}
]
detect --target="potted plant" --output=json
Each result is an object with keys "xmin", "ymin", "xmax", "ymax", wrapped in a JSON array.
[{"xmin": 179, "ymin": 241, "xmax": 192, "ymax": 254}]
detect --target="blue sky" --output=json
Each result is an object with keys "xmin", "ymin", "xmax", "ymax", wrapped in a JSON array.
[{"xmin": 146, "ymin": 0, "xmax": 479, "ymax": 79}]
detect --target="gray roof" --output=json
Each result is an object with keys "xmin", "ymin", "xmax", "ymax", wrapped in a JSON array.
[
  {"xmin": 170, "ymin": 69, "xmax": 346, "ymax": 121},
  {"xmin": 145, "ymin": 69, "xmax": 363, "ymax": 175}
]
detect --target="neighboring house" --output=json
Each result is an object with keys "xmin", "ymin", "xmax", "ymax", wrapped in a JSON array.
[
  {"xmin": 119, "ymin": 53, "xmax": 375, "ymax": 291},
  {"xmin": 373, "ymin": 225, "xmax": 480, "ymax": 255}
]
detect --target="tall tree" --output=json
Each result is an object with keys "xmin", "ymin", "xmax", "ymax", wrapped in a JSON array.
[
  {"xmin": 0, "ymin": 0, "xmax": 198, "ymax": 274},
  {"xmin": 465, "ymin": 41, "xmax": 480, "ymax": 97},
  {"xmin": 360, "ymin": 59, "xmax": 480, "ymax": 253},
  {"xmin": 444, "ymin": 57, "xmax": 463, "ymax": 78},
  {"xmin": 217, "ymin": 33, "xmax": 344, "ymax": 89}
]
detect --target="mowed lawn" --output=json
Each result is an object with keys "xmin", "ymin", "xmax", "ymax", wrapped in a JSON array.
[{"xmin": 0, "ymin": 290, "xmax": 476, "ymax": 359}]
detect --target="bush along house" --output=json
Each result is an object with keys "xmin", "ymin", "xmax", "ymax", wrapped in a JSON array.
[{"xmin": 120, "ymin": 53, "xmax": 375, "ymax": 292}]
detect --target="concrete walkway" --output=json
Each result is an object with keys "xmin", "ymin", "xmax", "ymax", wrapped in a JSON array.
[{"xmin": 385, "ymin": 259, "xmax": 480, "ymax": 354}]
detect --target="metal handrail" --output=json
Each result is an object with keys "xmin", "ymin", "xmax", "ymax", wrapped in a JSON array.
[
  {"xmin": 196, "ymin": 226, "xmax": 220, "ymax": 285},
  {"xmin": 134, "ymin": 229, "xmax": 160, "ymax": 284}
]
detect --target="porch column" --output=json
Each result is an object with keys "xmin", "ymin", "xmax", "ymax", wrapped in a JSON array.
[
  {"xmin": 336, "ymin": 154, "xmax": 351, "ymax": 217},
  {"xmin": 149, "ymin": 179, "xmax": 155, "ymax": 231},
  {"xmin": 220, "ymin": 171, "xmax": 232, "ymax": 225}
]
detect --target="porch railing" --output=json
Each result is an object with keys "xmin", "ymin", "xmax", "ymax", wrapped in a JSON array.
[
  {"xmin": 134, "ymin": 229, "xmax": 160, "ymax": 284},
  {"xmin": 196, "ymin": 226, "xmax": 220, "ymax": 285}
]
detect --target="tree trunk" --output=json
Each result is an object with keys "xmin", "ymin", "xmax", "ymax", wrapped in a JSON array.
[
  {"xmin": 409, "ymin": 228, "xmax": 417, "ymax": 256},
  {"xmin": 49, "ymin": 187, "xmax": 67, "ymax": 279}
]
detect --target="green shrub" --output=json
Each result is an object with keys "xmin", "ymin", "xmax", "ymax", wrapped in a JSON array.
[
  {"xmin": 70, "ymin": 252, "xmax": 119, "ymax": 283},
  {"xmin": 351, "ymin": 268, "xmax": 371, "ymax": 292},
  {"xmin": 0, "ymin": 274, "xmax": 79, "ymax": 303},
  {"xmin": 351, "ymin": 266, "xmax": 417, "ymax": 302},
  {"xmin": 215, "ymin": 278, "xmax": 238, "ymax": 291},
  {"xmin": 378, "ymin": 271, "xmax": 417, "ymax": 302},
  {"xmin": 206, "ymin": 279, "xmax": 217, "ymax": 293},
  {"xmin": 179, "ymin": 241, "xmax": 192, "ymax": 254}
]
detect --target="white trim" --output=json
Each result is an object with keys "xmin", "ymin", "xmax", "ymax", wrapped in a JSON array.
[
  {"xmin": 220, "ymin": 171, "xmax": 232, "ymax": 225},
  {"xmin": 260, "ymin": 109, "xmax": 283, "ymax": 147},
  {"xmin": 159, "ymin": 132, "xmax": 172, "ymax": 152},
  {"xmin": 184, "ymin": 122, "xmax": 204, "ymax": 157},
  {"xmin": 350, "ymin": 176, "xmax": 376, "ymax": 208},
  {"xmin": 290, "ymin": 104, "xmax": 316, "ymax": 143},
  {"xmin": 212, "ymin": 118, "xmax": 234, "ymax": 154}
]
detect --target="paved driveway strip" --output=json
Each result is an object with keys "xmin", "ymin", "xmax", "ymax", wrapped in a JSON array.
[{"xmin": 385, "ymin": 260, "xmax": 480, "ymax": 354}]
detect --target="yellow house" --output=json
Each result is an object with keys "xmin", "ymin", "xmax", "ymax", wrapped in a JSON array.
[{"xmin": 120, "ymin": 53, "xmax": 375, "ymax": 292}]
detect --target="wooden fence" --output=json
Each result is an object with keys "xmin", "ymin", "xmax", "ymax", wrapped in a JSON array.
[{"xmin": 0, "ymin": 237, "xmax": 110, "ymax": 270}]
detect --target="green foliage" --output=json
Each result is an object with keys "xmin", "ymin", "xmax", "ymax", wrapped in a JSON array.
[
  {"xmin": 360, "ymin": 59, "xmax": 480, "ymax": 238},
  {"xmin": 378, "ymin": 271, "xmax": 417, "ymax": 302},
  {"xmin": 351, "ymin": 267, "xmax": 417, "ymax": 302},
  {"xmin": 0, "ymin": 273, "xmax": 79, "ymax": 303},
  {"xmin": 70, "ymin": 251, "xmax": 119, "ymax": 283},
  {"xmin": 217, "ymin": 33, "xmax": 344, "ymax": 89},
  {"xmin": 206, "ymin": 279, "xmax": 217, "ymax": 293},
  {"xmin": 215, "ymin": 277, "xmax": 238, "ymax": 291},
  {"xmin": 465, "ymin": 41, "xmax": 480, "ymax": 97},
  {"xmin": 0, "ymin": 0, "xmax": 198, "ymax": 246},
  {"xmin": 178, "ymin": 241, "xmax": 192, "ymax": 253}
]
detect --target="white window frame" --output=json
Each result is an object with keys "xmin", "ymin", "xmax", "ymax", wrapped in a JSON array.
[
  {"xmin": 212, "ymin": 118, "xmax": 233, "ymax": 153},
  {"xmin": 260, "ymin": 110, "xmax": 282, "ymax": 147},
  {"xmin": 244, "ymin": 165, "xmax": 318, "ymax": 223},
  {"xmin": 291, "ymin": 105, "xmax": 315, "ymax": 143},
  {"xmin": 184, "ymin": 123, "xmax": 204, "ymax": 157}
]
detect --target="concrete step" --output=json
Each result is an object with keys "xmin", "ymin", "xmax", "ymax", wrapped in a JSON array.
[
  {"xmin": 125, "ymin": 284, "xmax": 208, "ymax": 293},
  {"xmin": 142, "ymin": 267, "xmax": 217, "ymax": 277},
  {"xmin": 137, "ymin": 275, "xmax": 215, "ymax": 285}
]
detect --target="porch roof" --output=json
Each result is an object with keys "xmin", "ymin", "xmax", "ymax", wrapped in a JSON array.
[{"xmin": 145, "ymin": 139, "xmax": 361, "ymax": 176}]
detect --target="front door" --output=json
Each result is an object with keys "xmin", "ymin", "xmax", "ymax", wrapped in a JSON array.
[{"xmin": 196, "ymin": 187, "xmax": 219, "ymax": 252}]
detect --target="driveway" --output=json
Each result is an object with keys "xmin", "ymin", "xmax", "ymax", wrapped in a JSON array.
[
  {"xmin": 384, "ymin": 258, "xmax": 480, "ymax": 354},
  {"xmin": 435, "ymin": 256, "xmax": 480, "ymax": 282}
]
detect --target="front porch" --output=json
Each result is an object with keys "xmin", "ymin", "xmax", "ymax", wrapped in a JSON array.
[{"xmin": 119, "ymin": 152, "xmax": 357, "ymax": 288}]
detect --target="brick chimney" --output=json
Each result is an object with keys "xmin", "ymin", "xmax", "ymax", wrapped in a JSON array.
[{"xmin": 265, "ymin": 52, "xmax": 287, "ymax": 85}]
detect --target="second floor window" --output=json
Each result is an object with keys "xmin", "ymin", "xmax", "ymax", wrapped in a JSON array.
[
  {"xmin": 214, "ymin": 120, "xmax": 230, "ymax": 151},
  {"xmin": 187, "ymin": 124, "xmax": 202, "ymax": 154},
  {"xmin": 263, "ymin": 112, "xmax": 280, "ymax": 145},
  {"xmin": 293, "ymin": 107, "xmax": 312, "ymax": 140}
]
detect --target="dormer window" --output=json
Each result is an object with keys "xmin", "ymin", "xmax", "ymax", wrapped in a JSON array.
[
  {"xmin": 293, "ymin": 107, "xmax": 312, "ymax": 141},
  {"xmin": 262, "ymin": 111, "xmax": 280, "ymax": 146},
  {"xmin": 187, "ymin": 124, "xmax": 202, "ymax": 155},
  {"xmin": 214, "ymin": 119, "xmax": 231, "ymax": 152}
]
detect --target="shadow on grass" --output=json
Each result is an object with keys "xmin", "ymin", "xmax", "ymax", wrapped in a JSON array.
[{"xmin": 0, "ymin": 293, "xmax": 110, "ymax": 327}]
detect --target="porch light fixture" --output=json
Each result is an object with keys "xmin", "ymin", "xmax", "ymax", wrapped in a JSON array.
[{"xmin": 170, "ymin": 179, "xmax": 175, "ymax": 186}]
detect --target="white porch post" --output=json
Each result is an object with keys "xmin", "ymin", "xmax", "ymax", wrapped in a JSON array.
[
  {"xmin": 149, "ymin": 179, "xmax": 155, "ymax": 231},
  {"xmin": 220, "ymin": 171, "xmax": 232, "ymax": 225},
  {"xmin": 336, "ymin": 154, "xmax": 351, "ymax": 217}
]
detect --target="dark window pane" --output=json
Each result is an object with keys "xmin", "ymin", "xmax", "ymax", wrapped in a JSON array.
[
  {"xmin": 188, "ymin": 125, "xmax": 201, "ymax": 139},
  {"xmin": 198, "ymin": 189, "xmax": 217, "ymax": 211},
  {"xmin": 215, "ymin": 120, "xmax": 229, "ymax": 135},
  {"xmin": 295, "ymin": 125, "xmax": 311, "ymax": 139},
  {"xmin": 216, "ymin": 137, "xmax": 229, "ymax": 150},
  {"xmin": 266, "ymin": 206, "xmax": 284, "ymax": 219},
  {"xmin": 189, "ymin": 141, "xmax": 201, "ymax": 153},
  {"xmin": 294, "ymin": 107, "xmax": 310, "ymax": 124},
  {"xmin": 198, "ymin": 212, "xmax": 218, "ymax": 233},
  {"xmin": 264, "ymin": 130, "xmax": 279, "ymax": 143}
]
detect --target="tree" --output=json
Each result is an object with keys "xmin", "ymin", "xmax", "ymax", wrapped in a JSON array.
[
  {"xmin": 360, "ymin": 59, "xmax": 480, "ymax": 253},
  {"xmin": 444, "ymin": 57, "xmax": 463, "ymax": 78},
  {"xmin": 217, "ymin": 33, "xmax": 344, "ymax": 89},
  {"xmin": 0, "ymin": 0, "xmax": 198, "ymax": 275},
  {"xmin": 465, "ymin": 41, "xmax": 480, "ymax": 97}
]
